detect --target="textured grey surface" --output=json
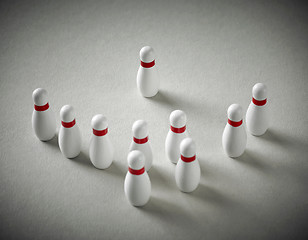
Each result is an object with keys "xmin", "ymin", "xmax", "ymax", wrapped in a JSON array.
[{"xmin": 0, "ymin": 0, "xmax": 308, "ymax": 239}]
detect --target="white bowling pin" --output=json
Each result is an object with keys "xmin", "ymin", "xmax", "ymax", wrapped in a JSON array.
[
  {"xmin": 89, "ymin": 114, "xmax": 114, "ymax": 169},
  {"xmin": 222, "ymin": 104, "xmax": 247, "ymax": 158},
  {"xmin": 32, "ymin": 88, "xmax": 56, "ymax": 141},
  {"xmin": 165, "ymin": 110, "xmax": 188, "ymax": 164},
  {"xmin": 246, "ymin": 83, "xmax": 269, "ymax": 136},
  {"xmin": 124, "ymin": 150, "xmax": 151, "ymax": 207},
  {"xmin": 136, "ymin": 46, "xmax": 159, "ymax": 97},
  {"xmin": 58, "ymin": 105, "xmax": 81, "ymax": 158},
  {"xmin": 129, "ymin": 120, "xmax": 153, "ymax": 171},
  {"xmin": 175, "ymin": 138, "xmax": 200, "ymax": 193}
]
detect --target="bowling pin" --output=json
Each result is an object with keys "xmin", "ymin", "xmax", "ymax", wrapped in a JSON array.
[
  {"xmin": 129, "ymin": 120, "xmax": 153, "ymax": 171},
  {"xmin": 175, "ymin": 138, "xmax": 200, "ymax": 193},
  {"xmin": 165, "ymin": 110, "xmax": 188, "ymax": 164},
  {"xmin": 58, "ymin": 105, "xmax": 81, "ymax": 158},
  {"xmin": 32, "ymin": 88, "xmax": 56, "ymax": 141},
  {"xmin": 246, "ymin": 83, "xmax": 269, "ymax": 136},
  {"xmin": 136, "ymin": 46, "xmax": 159, "ymax": 97},
  {"xmin": 124, "ymin": 150, "xmax": 151, "ymax": 207},
  {"xmin": 89, "ymin": 114, "xmax": 114, "ymax": 169},
  {"xmin": 222, "ymin": 104, "xmax": 247, "ymax": 157}
]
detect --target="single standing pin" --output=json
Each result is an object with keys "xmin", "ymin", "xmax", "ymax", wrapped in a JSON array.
[
  {"xmin": 89, "ymin": 114, "xmax": 114, "ymax": 169},
  {"xmin": 246, "ymin": 83, "xmax": 269, "ymax": 136},
  {"xmin": 222, "ymin": 104, "xmax": 247, "ymax": 157},
  {"xmin": 175, "ymin": 138, "xmax": 200, "ymax": 193},
  {"xmin": 129, "ymin": 120, "xmax": 153, "ymax": 171},
  {"xmin": 58, "ymin": 105, "xmax": 82, "ymax": 158},
  {"xmin": 136, "ymin": 46, "xmax": 159, "ymax": 97},
  {"xmin": 165, "ymin": 110, "xmax": 188, "ymax": 164},
  {"xmin": 32, "ymin": 88, "xmax": 56, "ymax": 141},
  {"xmin": 124, "ymin": 150, "xmax": 151, "ymax": 207}
]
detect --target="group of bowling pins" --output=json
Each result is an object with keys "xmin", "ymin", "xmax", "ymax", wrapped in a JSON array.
[
  {"xmin": 32, "ymin": 46, "xmax": 269, "ymax": 207},
  {"xmin": 32, "ymin": 88, "xmax": 113, "ymax": 165},
  {"xmin": 125, "ymin": 109, "xmax": 201, "ymax": 206},
  {"xmin": 32, "ymin": 87, "xmax": 200, "ymax": 207},
  {"xmin": 135, "ymin": 45, "xmax": 270, "ymax": 156},
  {"xmin": 222, "ymin": 83, "xmax": 270, "ymax": 157}
]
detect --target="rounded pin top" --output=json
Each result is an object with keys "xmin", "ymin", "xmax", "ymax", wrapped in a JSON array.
[
  {"xmin": 170, "ymin": 110, "xmax": 186, "ymax": 128},
  {"xmin": 227, "ymin": 104, "xmax": 243, "ymax": 122},
  {"xmin": 60, "ymin": 105, "xmax": 75, "ymax": 122},
  {"xmin": 252, "ymin": 83, "xmax": 267, "ymax": 100},
  {"xmin": 132, "ymin": 120, "xmax": 148, "ymax": 139},
  {"xmin": 32, "ymin": 88, "xmax": 48, "ymax": 106},
  {"xmin": 180, "ymin": 138, "xmax": 196, "ymax": 158},
  {"xmin": 128, "ymin": 150, "xmax": 145, "ymax": 170},
  {"xmin": 91, "ymin": 114, "xmax": 108, "ymax": 130},
  {"xmin": 140, "ymin": 46, "xmax": 155, "ymax": 63}
]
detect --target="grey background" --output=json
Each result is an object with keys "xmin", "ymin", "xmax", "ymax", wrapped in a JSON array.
[{"xmin": 0, "ymin": 0, "xmax": 307, "ymax": 239}]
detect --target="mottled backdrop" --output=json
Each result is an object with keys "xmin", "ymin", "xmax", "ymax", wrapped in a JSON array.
[{"xmin": 0, "ymin": 0, "xmax": 307, "ymax": 239}]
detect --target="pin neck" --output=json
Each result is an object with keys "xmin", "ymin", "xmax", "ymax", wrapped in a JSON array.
[
  {"xmin": 252, "ymin": 97, "xmax": 267, "ymax": 106},
  {"xmin": 133, "ymin": 136, "xmax": 148, "ymax": 144},
  {"xmin": 93, "ymin": 128, "xmax": 108, "ymax": 136},
  {"xmin": 181, "ymin": 155, "xmax": 196, "ymax": 163},
  {"xmin": 62, "ymin": 119, "xmax": 76, "ymax": 128},
  {"xmin": 228, "ymin": 119, "xmax": 242, "ymax": 127},
  {"xmin": 34, "ymin": 103, "xmax": 49, "ymax": 111},
  {"xmin": 170, "ymin": 125, "xmax": 186, "ymax": 133},
  {"xmin": 140, "ymin": 60, "xmax": 155, "ymax": 68},
  {"xmin": 128, "ymin": 167, "xmax": 145, "ymax": 175}
]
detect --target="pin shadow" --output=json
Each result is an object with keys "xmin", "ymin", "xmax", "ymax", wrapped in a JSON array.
[
  {"xmin": 261, "ymin": 129, "xmax": 308, "ymax": 185},
  {"xmin": 261, "ymin": 128, "xmax": 308, "ymax": 152},
  {"xmin": 189, "ymin": 183, "xmax": 235, "ymax": 208},
  {"xmin": 70, "ymin": 151, "xmax": 92, "ymax": 167},
  {"xmin": 140, "ymin": 196, "xmax": 175, "ymax": 213},
  {"xmin": 146, "ymin": 90, "xmax": 204, "ymax": 113},
  {"xmin": 148, "ymin": 165, "xmax": 176, "ymax": 191},
  {"xmin": 232, "ymin": 149, "xmax": 270, "ymax": 171},
  {"xmin": 43, "ymin": 132, "xmax": 59, "ymax": 149},
  {"xmin": 198, "ymin": 157, "xmax": 216, "ymax": 180},
  {"xmin": 147, "ymin": 90, "xmax": 179, "ymax": 107},
  {"xmin": 138, "ymin": 196, "xmax": 195, "ymax": 227},
  {"xmin": 102, "ymin": 159, "xmax": 126, "ymax": 178}
]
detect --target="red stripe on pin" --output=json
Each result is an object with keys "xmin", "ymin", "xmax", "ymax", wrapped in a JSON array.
[
  {"xmin": 252, "ymin": 97, "xmax": 267, "ymax": 106},
  {"xmin": 62, "ymin": 119, "xmax": 76, "ymax": 128},
  {"xmin": 34, "ymin": 103, "xmax": 49, "ymax": 111},
  {"xmin": 133, "ymin": 136, "xmax": 148, "ymax": 144},
  {"xmin": 181, "ymin": 155, "xmax": 196, "ymax": 162},
  {"xmin": 228, "ymin": 119, "xmax": 242, "ymax": 127},
  {"xmin": 93, "ymin": 128, "xmax": 108, "ymax": 136},
  {"xmin": 128, "ymin": 167, "xmax": 145, "ymax": 175},
  {"xmin": 171, "ymin": 125, "xmax": 186, "ymax": 133},
  {"xmin": 140, "ymin": 60, "xmax": 155, "ymax": 68}
]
